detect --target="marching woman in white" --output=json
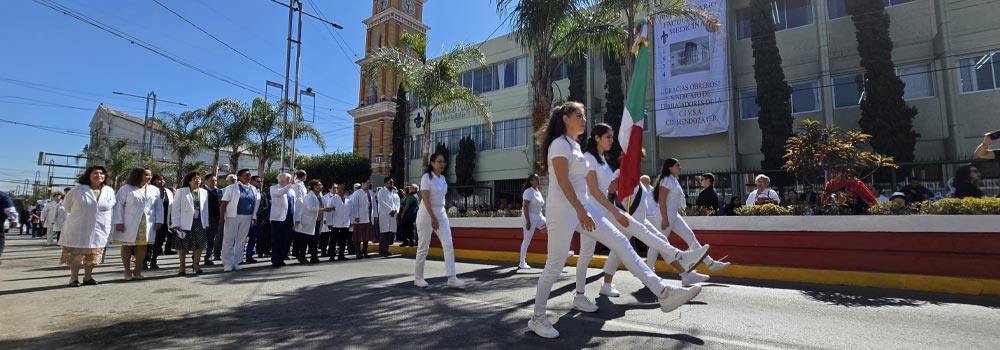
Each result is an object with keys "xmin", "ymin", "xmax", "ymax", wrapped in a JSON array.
[
  {"xmin": 518, "ymin": 174, "xmax": 545, "ymax": 269},
  {"xmin": 170, "ymin": 171, "xmax": 209, "ymax": 276},
  {"xmin": 58, "ymin": 166, "xmax": 116, "ymax": 287},
  {"xmin": 111, "ymin": 168, "xmax": 163, "ymax": 281},
  {"xmin": 413, "ymin": 152, "xmax": 465, "ymax": 289},
  {"xmin": 573, "ymin": 124, "xmax": 710, "ymax": 309},
  {"xmin": 293, "ymin": 179, "xmax": 329, "ymax": 264},
  {"xmin": 529, "ymin": 103, "xmax": 702, "ymax": 339},
  {"xmin": 647, "ymin": 158, "xmax": 730, "ymax": 283}
]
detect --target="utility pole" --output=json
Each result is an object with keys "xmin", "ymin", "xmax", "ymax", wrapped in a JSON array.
[{"xmin": 112, "ymin": 91, "xmax": 186, "ymax": 165}]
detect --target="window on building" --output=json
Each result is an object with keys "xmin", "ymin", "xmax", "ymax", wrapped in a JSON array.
[
  {"xmin": 959, "ymin": 52, "xmax": 1000, "ymax": 93},
  {"xmin": 790, "ymin": 80, "xmax": 821, "ymax": 113},
  {"xmin": 739, "ymin": 89, "xmax": 759, "ymax": 120},
  {"xmin": 494, "ymin": 118, "xmax": 530, "ymax": 149},
  {"xmin": 553, "ymin": 63, "xmax": 569, "ymax": 81},
  {"xmin": 735, "ymin": 0, "xmax": 815, "ymax": 40},
  {"xmin": 896, "ymin": 63, "xmax": 933, "ymax": 100},
  {"xmin": 832, "ymin": 74, "xmax": 863, "ymax": 108},
  {"xmin": 409, "ymin": 135, "xmax": 423, "ymax": 160},
  {"xmin": 828, "ymin": 0, "xmax": 915, "ymax": 20},
  {"xmin": 461, "ymin": 57, "xmax": 527, "ymax": 94}
]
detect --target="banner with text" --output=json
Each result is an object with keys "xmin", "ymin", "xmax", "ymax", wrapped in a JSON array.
[{"xmin": 654, "ymin": 0, "xmax": 729, "ymax": 138}]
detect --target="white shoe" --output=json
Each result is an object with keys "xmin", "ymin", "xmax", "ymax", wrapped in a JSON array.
[
  {"xmin": 572, "ymin": 294, "xmax": 599, "ymax": 313},
  {"xmin": 233, "ymin": 264, "xmax": 242, "ymax": 271},
  {"xmin": 680, "ymin": 271, "xmax": 710, "ymax": 286},
  {"xmin": 223, "ymin": 267, "xmax": 233, "ymax": 272},
  {"xmin": 658, "ymin": 285, "xmax": 702, "ymax": 313},
  {"xmin": 528, "ymin": 315, "xmax": 560, "ymax": 339},
  {"xmin": 447, "ymin": 278, "xmax": 466, "ymax": 289},
  {"xmin": 674, "ymin": 245, "xmax": 710, "ymax": 273},
  {"xmin": 518, "ymin": 262, "xmax": 531, "ymax": 270},
  {"xmin": 414, "ymin": 279, "xmax": 429, "ymax": 288},
  {"xmin": 599, "ymin": 283, "xmax": 621, "ymax": 297},
  {"xmin": 708, "ymin": 260, "xmax": 731, "ymax": 272}
]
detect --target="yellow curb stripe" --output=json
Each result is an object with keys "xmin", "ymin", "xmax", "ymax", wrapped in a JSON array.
[{"xmin": 382, "ymin": 244, "xmax": 1000, "ymax": 296}]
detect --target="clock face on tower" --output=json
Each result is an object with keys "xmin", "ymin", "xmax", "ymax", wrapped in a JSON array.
[
  {"xmin": 403, "ymin": 0, "xmax": 415, "ymax": 15},
  {"xmin": 378, "ymin": 0, "xmax": 388, "ymax": 11}
]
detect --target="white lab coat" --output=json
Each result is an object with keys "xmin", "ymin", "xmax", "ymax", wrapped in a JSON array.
[
  {"xmin": 291, "ymin": 181, "xmax": 308, "ymax": 222},
  {"xmin": 220, "ymin": 182, "xmax": 261, "ymax": 219},
  {"xmin": 294, "ymin": 191, "xmax": 323, "ymax": 235},
  {"xmin": 376, "ymin": 187, "xmax": 400, "ymax": 233},
  {"xmin": 45, "ymin": 200, "xmax": 67, "ymax": 232},
  {"xmin": 349, "ymin": 189, "xmax": 373, "ymax": 224},
  {"xmin": 170, "ymin": 187, "xmax": 209, "ymax": 231},
  {"xmin": 59, "ymin": 185, "xmax": 116, "ymax": 249},
  {"xmin": 326, "ymin": 193, "xmax": 351, "ymax": 228},
  {"xmin": 269, "ymin": 183, "xmax": 296, "ymax": 222},
  {"xmin": 112, "ymin": 184, "xmax": 164, "ymax": 243}
]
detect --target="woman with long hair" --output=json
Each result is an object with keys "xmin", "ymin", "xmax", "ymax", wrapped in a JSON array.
[
  {"xmin": 648, "ymin": 159, "xmax": 730, "ymax": 283},
  {"xmin": 170, "ymin": 171, "xmax": 209, "ymax": 276},
  {"xmin": 528, "ymin": 102, "xmax": 702, "ymax": 339},
  {"xmin": 575, "ymin": 124, "xmax": 710, "ymax": 305},
  {"xmin": 111, "ymin": 168, "xmax": 163, "ymax": 281},
  {"xmin": 518, "ymin": 174, "xmax": 545, "ymax": 269},
  {"xmin": 58, "ymin": 166, "xmax": 116, "ymax": 287},
  {"xmin": 953, "ymin": 164, "xmax": 984, "ymax": 199},
  {"xmin": 413, "ymin": 152, "xmax": 465, "ymax": 289}
]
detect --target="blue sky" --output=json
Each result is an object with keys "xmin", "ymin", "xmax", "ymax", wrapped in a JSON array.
[{"xmin": 0, "ymin": 0, "xmax": 507, "ymax": 193}]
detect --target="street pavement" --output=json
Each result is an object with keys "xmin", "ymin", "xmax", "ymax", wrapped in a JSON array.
[{"xmin": 1, "ymin": 233, "xmax": 998, "ymax": 350}]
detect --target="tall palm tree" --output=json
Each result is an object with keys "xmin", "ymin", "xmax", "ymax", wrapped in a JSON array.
[
  {"xmin": 200, "ymin": 102, "xmax": 232, "ymax": 176},
  {"xmin": 364, "ymin": 32, "xmax": 493, "ymax": 166},
  {"xmin": 85, "ymin": 138, "xmax": 139, "ymax": 188},
  {"xmin": 149, "ymin": 110, "xmax": 205, "ymax": 184},
  {"xmin": 496, "ymin": 0, "xmax": 624, "ymax": 134},
  {"xmin": 203, "ymin": 98, "xmax": 252, "ymax": 173}
]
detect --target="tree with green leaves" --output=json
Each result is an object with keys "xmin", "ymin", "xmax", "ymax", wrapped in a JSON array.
[
  {"xmin": 390, "ymin": 83, "xmax": 409, "ymax": 185},
  {"xmin": 364, "ymin": 32, "xmax": 492, "ymax": 168},
  {"xmin": 750, "ymin": 0, "xmax": 793, "ymax": 174},
  {"xmin": 84, "ymin": 139, "xmax": 138, "ymax": 188},
  {"xmin": 847, "ymin": 0, "xmax": 919, "ymax": 165},
  {"xmin": 434, "ymin": 142, "xmax": 450, "ymax": 178},
  {"xmin": 296, "ymin": 153, "xmax": 373, "ymax": 191},
  {"xmin": 784, "ymin": 119, "xmax": 897, "ymax": 186},
  {"xmin": 149, "ymin": 109, "xmax": 205, "ymax": 184},
  {"xmin": 497, "ymin": 0, "xmax": 624, "ymax": 137},
  {"xmin": 455, "ymin": 136, "xmax": 477, "ymax": 197}
]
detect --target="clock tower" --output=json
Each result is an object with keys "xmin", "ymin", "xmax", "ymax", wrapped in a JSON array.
[{"xmin": 348, "ymin": 0, "xmax": 428, "ymax": 176}]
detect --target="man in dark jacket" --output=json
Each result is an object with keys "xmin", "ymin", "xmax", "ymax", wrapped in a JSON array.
[
  {"xmin": 202, "ymin": 174, "xmax": 221, "ymax": 266},
  {"xmin": 695, "ymin": 173, "xmax": 721, "ymax": 214}
]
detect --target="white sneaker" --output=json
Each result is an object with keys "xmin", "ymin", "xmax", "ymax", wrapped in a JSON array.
[
  {"xmin": 674, "ymin": 245, "xmax": 711, "ymax": 273},
  {"xmin": 572, "ymin": 294, "xmax": 599, "ymax": 313},
  {"xmin": 680, "ymin": 271, "xmax": 710, "ymax": 286},
  {"xmin": 708, "ymin": 260, "xmax": 731, "ymax": 272},
  {"xmin": 414, "ymin": 279, "xmax": 429, "ymax": 288},
  {"xmin": 518, "ymin": 262, "xmax": 532, "ymax": 270},
  {"xmin": 658, "ymin": 284, "xmax": 702, "ymax": 313},
  {"xmin": 447, "ymin": 278, "xmax": 466, "ymax": 289},
  {"xmin": 599, "ymin": 283, "xmax": 621, "ymax": 297},
  {"xmin": 223, "ymin": 267, "xmax": 233, "ymax": 272},
  {"xmin": 233, "ymin": 264, "xmax": 242, "ymax": 271},
  {"xmin": 528, "ymin": 315, "xmax": 560, "ymax": 338}
]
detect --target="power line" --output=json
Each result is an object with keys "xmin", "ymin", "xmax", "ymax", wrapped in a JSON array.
[
  {"xmin": 306, "ymin": 0, "xmax": 360, "ymax": 73},
  {"xmin": 0, "ymin": 117, "xmax": 91, "ymax": 138}
]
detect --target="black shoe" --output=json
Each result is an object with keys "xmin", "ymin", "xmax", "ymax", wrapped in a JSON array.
[
  {"xmin": 150, "ymin": 263, "xmax": 160, "ymax": 270},
  {"xmin": 277, "ymin": 261, "xmax": 287, "ymax": 267},
  {"xmin": 297, "ymin": 257, "xmax": 309, "ymax": 264},
  {"xmin": 337, "ymin": 255, "xmax": 347, "ymax": 261},
  {"xmin": 309, "ymin": 258, "xmax": 321, "ymax": 264},
  {"xmin": 194, "ymin": 269, "xmax": 204, "ymax": 275},
  {"xmin": 68, "ymin": 280, "xmax": 80, "ymax": 287},
  {"xmin": 203, "ymin": 260, "xmax": 215, "ymax": 266},
  {"xmin": 164, "ymin": 250, "xmax": 176, "ymax": 255},
  {"xmin": 272, "ymin": 263, "xmax": 283, "ymax": 268},
  {"xmin": 245, "ymin": 258, "xmax": 259, "ymax": 264},
  {"xmin": 177, "ymin": 271, "xmax": 187, "ymax": 276},
  {"xmin": 82, "ymin": 278, "xmax": 98, "ymax": 286}
]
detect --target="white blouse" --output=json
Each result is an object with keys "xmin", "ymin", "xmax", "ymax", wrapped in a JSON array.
[
  {"xmin": 546, "ymin": 136, "xmax": 589, "ymax": 208},
  {"xmin": 522, "ymin": 187, "xmax": 544, "ymax": 218},
  {"xmin": 419, "ymin": 172, "xmax": 447, "ymax": 214},
  {"xmin": 584, "ymin": 152, "xmax": 614, "ymax": 215}
]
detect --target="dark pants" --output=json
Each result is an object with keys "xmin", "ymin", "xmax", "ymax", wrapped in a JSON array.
[
  {"xmin": 329, "ymin": 227, "xmax": 350, "ymax": 259},
  {"xmin": 270, "ymin": 217, "xmax": 293, "ymax": 265},
  {"xmin": 378, "ymin": 231, "xmax": 395, "ymax": 256},
  {"xmin": 399, "ymin": 217, "xmax": 416, "ymax": 246},
  {"xmin": 33, "ymin": 225, "xmax": 43, "ymax": 238},
  {"xmin": 318, "ymin": 230, "xmax": 331, "ymax": 256},
  {"xmin": 0, "ymin": 227, "xmax": 6, "ymax": 258},
  {"xmin": 256, "ymin": 223, "xmax": 271, "ymax": 257},
  {"xmin": 293, "ymin": 223, "xmax": 320, "ymax": 261},
  {"xmin": 246, "ymin": 222, "xmax": 261, "ymax": 261},
  {"xmin": 207, "ymin": 217, "xmax": 221, "ymax": 261},
  {"xmin": 150, "ymin": 226, "xmax": 170, "ymax": 263}
]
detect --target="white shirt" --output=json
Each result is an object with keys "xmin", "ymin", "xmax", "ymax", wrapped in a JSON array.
[
  {"xmin": 419, "ymin": 172, "xmax": 447, "ymax": 212},
  {"xmin": 658, "ymin": 176, "xmax": 686, "ymax": 211},
  {"xmin": 522, "ymin": 187, "xmax": 544, "ymax": 218},
  {"xmin": 546, "ymin": 136, "xmax": 589, "ymax": 208},
  {"xmin": 349, "ymin": 189, "xmax": 373, "ymax": 224},
  {"xmin": 170, "ymin": 187, "xmax": 209, "ymax": 231},
  {"xmin": 59, "ymin": 185, "xmax": 116, "ymax": 249},
  {"xmin": 376, "ymin": 187, "xmax": 400, "ymax": 233},
  {"xmin": 294, "ymin": 191, "xmax": 323, "ymax": 235},
  {"xmin": 746, "ymin": 188, "xmax": 781, "ymax": 206},
  {"xmin": 45, "ymin": 200, "xmax": 67, "ymax": 231},
  {"xmin": 220, "ymin": 182, "xmax": 261, "ymax": 219},
  {"xmin": 325, "ymin": 193, "xmax": 351, "ymax": 228},
  {"xmin": 584, "ymin": 152, "xmax": 614, "ymax": 215}
]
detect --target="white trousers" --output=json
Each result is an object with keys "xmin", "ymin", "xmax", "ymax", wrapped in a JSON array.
[
  {"xmin": 414, "ymin": 208, "xmax": 456, "ymax": 280},
  {"xmin": 46, "ymin": 228, "xmax": 59, "ymax": 245},
  {"xmin": 648, "ymin": 201, "xmax": 714, "ymax": 268},
  {"xmin": 519, "ymin": 214, "xmax": 546, "ymax": 265},
  {"xmin": 533, "ymin": 204, "xmax": 667, "ymax": 316},
  {"xmin": 576, "ymin": 209, "xmax": 683, "ymax": 292},
  {"xmin": 221, "ymin": 215, "xmax": 253, "ymax": 268}
]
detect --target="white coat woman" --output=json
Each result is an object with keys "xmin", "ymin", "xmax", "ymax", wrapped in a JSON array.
[
  {"xmin": 58, "ymin": 166, "xmax": 116, "ymax": 287},
  {"xmin": 528, "ymin": 102, "xmax": 702, "ymax": 339},
  {"xmin": 293, "ymin": 179, "xmax": 329, "ymax": 263},
  {"xmin": 170, "ymin": 171, "xmax": 210, "ymax": 276},
  {"xmin": 111, "ymin": 168, "xmax": 163, "ymax": 281},
  {"xmin": 413, "ymin": 152, "xmax": 464, "ymax": 289},
  {"xmin": 44, "ymin": 193, "xmax": 67, "ymax": 246},
  {"xmin": 518, "ymin": 174, "xmax": 546, "ymax": 269},
  {"xmin": 376, "ymin": 178, "xmax": 400, "ymax": 257}
]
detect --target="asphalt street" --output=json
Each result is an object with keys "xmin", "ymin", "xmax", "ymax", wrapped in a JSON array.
[{"xmin": 1, "ymin": 233, "xmax": 998, "ymax": 350}]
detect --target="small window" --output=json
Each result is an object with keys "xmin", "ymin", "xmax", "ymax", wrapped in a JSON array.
[
  {"xmin": 739, "ymin": 90, "xmax": 759, "ymax": 120},
  {"xmin": 790, "ymin": 81, "xmax": 821, "ymax": 113},
  {"xmin": 832, "ymin": 74, "xmax": 863, "ymax": 108},
  {"xmin": 734, "ymin": 0, "xmax": 815, "ymax": 40},
  {"xmin": 959, "ymin": 52, "xmax": 999, "ymax": 93},
  {"xmin": 896, "ymin": 64, "xmax": 933, "ymax": 100}
]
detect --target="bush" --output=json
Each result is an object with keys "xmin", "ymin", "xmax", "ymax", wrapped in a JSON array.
[
  {"xmin": 683, "ymin": 206, "xmax": 716, "ymax": 217},
  {"xmin": 735, "ymin": 203, "xmax": 791, "ymax": 216},
  {"xmin": 924, "ymin": 197, "xmax": 1000, "ymax": 215},
  {"xmin": 446, "ymin": 209, "xmax": 522, "ymax": 218},
  {"xmin": 867, "ymin": 202, "xmax": 915, "ymax": 216}
]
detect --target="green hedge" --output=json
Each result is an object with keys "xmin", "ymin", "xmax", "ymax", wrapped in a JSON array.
[{"xmin": 733, "ymin": 197, "xmax": 1000, "ymax": 216}]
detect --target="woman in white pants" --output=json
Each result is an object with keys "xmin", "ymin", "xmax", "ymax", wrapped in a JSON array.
[
  {"xmin": 518, "ymin": 174, "xmax": 545, "ymax": 269},
  {"xmin": 528, "ymin": 102, "xmax": 702, "ymax": 339},
  {"xmin": 573, "ymin": 124, "xmax": 710, "ymax": 310},
  {"xmin": 647, "ymin": 158, "xmax": 730, "ymax": 281},
  {"xmin": 413, "ymin": 152, "xmax": 465, "ymax": 289}
]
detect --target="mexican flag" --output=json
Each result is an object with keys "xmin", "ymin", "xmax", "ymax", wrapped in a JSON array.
[{"xmin": 616, "ymin": 21, "xmax": 650, "ymax": 205}]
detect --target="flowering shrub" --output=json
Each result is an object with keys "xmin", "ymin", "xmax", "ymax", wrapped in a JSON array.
[
  {"xmin": 922, "ymin": 198, "xmax": 1000, "ymax": 215},
  {"xmin": 735, "ymin": 204, "xmax": 792, "ymax": 216},
  {"xmin": 446, "ymin": 209, "xmax": 523, "ymax": 218},
  {"xmin": 683, "ymin": 206, "xmax": 716, "ymax": 217},
  {"xmin": 867, "ymin": 202, "xmax": 915, "ymax": 216}
]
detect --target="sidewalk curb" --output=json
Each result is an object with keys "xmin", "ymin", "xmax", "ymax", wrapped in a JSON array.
[{"xmin": 379, "ymin": 244, "xmax": 1000, "ymax": 296}]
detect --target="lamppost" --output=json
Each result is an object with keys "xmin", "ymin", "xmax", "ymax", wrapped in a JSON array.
[{"xmin": 112, "ymin": 91, "xmax": 186, "ymax": 164}]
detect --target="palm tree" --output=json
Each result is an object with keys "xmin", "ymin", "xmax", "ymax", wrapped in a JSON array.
[
  {"xmin": 203, "ymin": 98, "xmax": 252, "ymax": 173},
  {"xmin": 85, "ymin": 138, "xmax": 139, "ymax": 188},
  {"xmin": 496, "ymin": 0, "xmax": 624, "ymax": 134},
  {"xmin": 149, "ymin": 110, "xmax": 205, "ymax": 184},
  {"xmin": 364, "ymin": 32, "xmax": 493, "ymax": 167},
  {"xmin": 200, "ymin": 102, "xmax": 232, "ymax": 176}
]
